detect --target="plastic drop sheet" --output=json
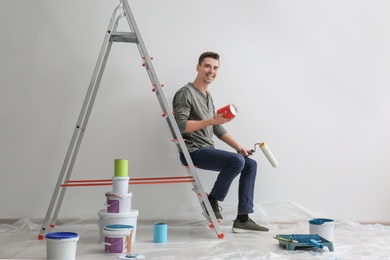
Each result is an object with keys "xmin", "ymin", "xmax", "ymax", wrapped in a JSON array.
[{"xmin": 0, "ymin": 200, "xmax": 389, "ymax": 260}]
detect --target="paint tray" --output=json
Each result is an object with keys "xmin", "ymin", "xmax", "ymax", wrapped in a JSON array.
[{"xmin": 275, "ymin": 234, "xmax": 334, "ymax": 251}]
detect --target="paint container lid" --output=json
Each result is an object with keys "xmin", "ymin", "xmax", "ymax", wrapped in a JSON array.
[
  {"xmin": 105, "ymin": 191, "xmax": 133, "ymax": 198},
  {"xmin": 309, "ymin": 218, "xmax": 334, "ymax": 225},
  {"xmin": 229, "ymin": 104, "xmax": 238, "ymax": 115},
  {"xmin": 112, "ymin": 176, "xmax": 130, "ymax": 180},
  {"xmin": 118, "ymin": 254, "xmax": 145, "ymax": 259},
  {"xmin": 98, "ymin": 209, "xmax": 139, "ymax": 218},
  {"xmin": 45, "ymin": 232, "xmax": 79, "ymax": 240},
  {"xmin": 104, "ymin": 224, "xmax": 134, "ymax": 231}
]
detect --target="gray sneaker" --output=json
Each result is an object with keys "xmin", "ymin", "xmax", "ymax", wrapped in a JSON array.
[
  {"xmin": 232, "ymin": 218, "xmax": 269, "ymax": 233},
  {"xmin": 202, "ymin": 198, "xmax": 223, "ymax": 220}
]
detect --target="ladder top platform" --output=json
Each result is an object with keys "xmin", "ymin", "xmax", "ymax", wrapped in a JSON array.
[{"xmin": 110, "ymin": 32, "xmax": 138, "ymax": 43}]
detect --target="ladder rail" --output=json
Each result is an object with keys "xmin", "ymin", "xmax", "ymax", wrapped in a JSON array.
[
  {"xmin": 38, "ymin": 4, "xmax": 125, "ymax": 239},
  {"xmin": 120, "ymin": 1, "xmax": 223, "ymax": 237},
  {"xmin": 51, "ymin": 5, "xmax": 125, "ymax": 226}
]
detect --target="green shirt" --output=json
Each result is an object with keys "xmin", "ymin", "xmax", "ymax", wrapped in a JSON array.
[{"xmin": 173, "ymin": 82, "xmax": 227, "ymax": 152}]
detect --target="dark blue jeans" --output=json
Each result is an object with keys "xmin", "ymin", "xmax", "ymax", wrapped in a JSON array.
[{"xmin": 180, "ymin": 147, "xmax": 257, "ymax": 215}]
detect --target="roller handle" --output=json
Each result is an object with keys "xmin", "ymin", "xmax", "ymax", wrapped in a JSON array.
[{"xmin": 309, "ymin": 239, "xmax": 324, "ymax": 249}]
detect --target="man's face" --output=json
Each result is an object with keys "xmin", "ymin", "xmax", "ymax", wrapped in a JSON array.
[{"xmin": 197, "ymin": 57, "xmax": 220, "ymax": 84}]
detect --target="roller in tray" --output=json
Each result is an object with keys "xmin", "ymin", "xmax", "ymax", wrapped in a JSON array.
[{"xmin": 274, "ymin": 234, "xmax": 334, "ymax": 251}]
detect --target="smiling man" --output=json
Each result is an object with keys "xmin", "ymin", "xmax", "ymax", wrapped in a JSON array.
[{"xmin": 172, "ymin": 51, "xmax": 269, "ymax": 233}]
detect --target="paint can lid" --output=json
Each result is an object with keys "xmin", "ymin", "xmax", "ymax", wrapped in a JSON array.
[
  {"xmin": 45, "ymin": 232, "xmax": 79, "ymax": 239},
  {"xmin": 104, "ymin": 224, "xmax": 134, "ymax": 230},
  {"xmin": 105, "ymin": 191, "xmax": 133, "ymax": 198},
  {"xmin": 308, "ymin": 218, "xmax": 334, "ymax": 225}
]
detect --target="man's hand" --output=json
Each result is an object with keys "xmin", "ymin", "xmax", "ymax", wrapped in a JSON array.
[
  {"xmin": 212, "ymin": 111, "xmax": 233, "ymax": 125},
  {"xmin": 237, "ymin": 147, "xmax": 251, "ymax": 157}
]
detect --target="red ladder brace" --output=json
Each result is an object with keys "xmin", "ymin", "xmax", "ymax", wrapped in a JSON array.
[
  {"xmin": 60, "ymin": 176, "xmax": 221, "ymax": 231},
  {"xmin": 62, "ymin": 176, "xmax": 195, "ymax": 187}
]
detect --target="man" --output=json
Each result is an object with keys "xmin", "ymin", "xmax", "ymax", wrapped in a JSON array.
[{"xmin": 172, "ymin": 51, "xmax": 269, "ymax": 233}]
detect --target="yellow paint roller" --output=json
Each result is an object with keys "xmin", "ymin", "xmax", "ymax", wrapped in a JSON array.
[{"xmin": 250, "ymin": 142, "xmax": 279, "ymax": 168}]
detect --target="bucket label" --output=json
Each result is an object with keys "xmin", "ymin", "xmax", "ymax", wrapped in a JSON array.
[
  {"xmin": 105, "ymin": 237, "xmax": 123, "ymax": 253},
  {"xmin": 107, "ymin": 200, "xmax": 120, "ymax": 213}
]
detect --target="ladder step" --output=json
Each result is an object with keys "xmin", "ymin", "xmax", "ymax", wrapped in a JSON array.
[{"xmin": 110, "ymin": 32, "xmax": 138, "ymax": 43}]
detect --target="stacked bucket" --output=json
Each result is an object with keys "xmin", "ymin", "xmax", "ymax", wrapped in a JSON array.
[{"xmin": 98, "ymin": 159, "xmax": 139, "ymax": 254}]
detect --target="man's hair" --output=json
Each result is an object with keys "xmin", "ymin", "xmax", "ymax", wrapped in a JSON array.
[{"xmin": 198, "ymin": 51, "xmax": 220, "ymax": 65}]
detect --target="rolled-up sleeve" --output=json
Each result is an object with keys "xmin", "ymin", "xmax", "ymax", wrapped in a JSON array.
[{"xmin": 213, "ymin": 124, "xmax": 227, "ymax": 139}]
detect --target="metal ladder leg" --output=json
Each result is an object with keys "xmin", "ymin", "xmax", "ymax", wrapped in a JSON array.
[
  {"xmin": 120, "ymin": 0, "xmax": 224, "ymax": 238},
  {"xmin": 38, "ymin": 4, "xmax": 125, "ymax": 240}
]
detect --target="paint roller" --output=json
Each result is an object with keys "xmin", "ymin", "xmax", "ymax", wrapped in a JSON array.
[
  {"xmin": 290, "ymin": 234, "xmax": 324, "ymax": 249},
  {"xmin": 274, "ymin": 234, "xmax": 324, "ymax": 250},
  {"xmin": 249, "ymin": 142, "xmax": 279, "ymax": 167}
]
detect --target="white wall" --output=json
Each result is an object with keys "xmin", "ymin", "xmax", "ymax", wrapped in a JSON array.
[{"xmin": 1, "ymin": 0, "xmax": 389, "ymax": 223}]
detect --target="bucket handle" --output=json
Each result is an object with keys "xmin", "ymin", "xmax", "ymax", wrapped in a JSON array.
[
  {"xmin": 104, "ymin": 200, "xmax": 119, "ymax": 207},
  {"xmin": 101, "ymin": 240, "xmax": 123, "ymax": 247}
]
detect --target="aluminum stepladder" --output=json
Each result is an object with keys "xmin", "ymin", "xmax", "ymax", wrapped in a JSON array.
[{"xmin": 38, "ymin": 0, "xmax": 224, "ymax": 240}]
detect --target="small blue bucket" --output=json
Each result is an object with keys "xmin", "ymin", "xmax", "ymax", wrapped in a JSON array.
[{"xmin": 153, "ymin": 222, "xmax": 168, "ymax": 243}]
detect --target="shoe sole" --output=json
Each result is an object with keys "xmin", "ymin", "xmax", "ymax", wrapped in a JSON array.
[{"xmin": 231, "ymin": 227, "xmax": 269, "ymax": 233}]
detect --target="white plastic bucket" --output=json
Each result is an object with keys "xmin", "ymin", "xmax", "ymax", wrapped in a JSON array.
[
  {"xmin": 112, "ymin": 176, "xmax": 129, "ymax": 194},
  {"xmin": 103, "ymin": 224, "xmax": 134, "ymax": 254},
  {"xmin": 105, "ymin": 192, "xmax": 132, "ymax": 213},
  {"xmin": 98, "ymin": 209, "xmax": 139, "ymax": 243},
  {"xmin": 45, "ymin": 232, "xmax": 79, "ymax": 260},
  {"xmin": 309, "ymin": 218, "xmax": 335, "ymax": 242}
]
